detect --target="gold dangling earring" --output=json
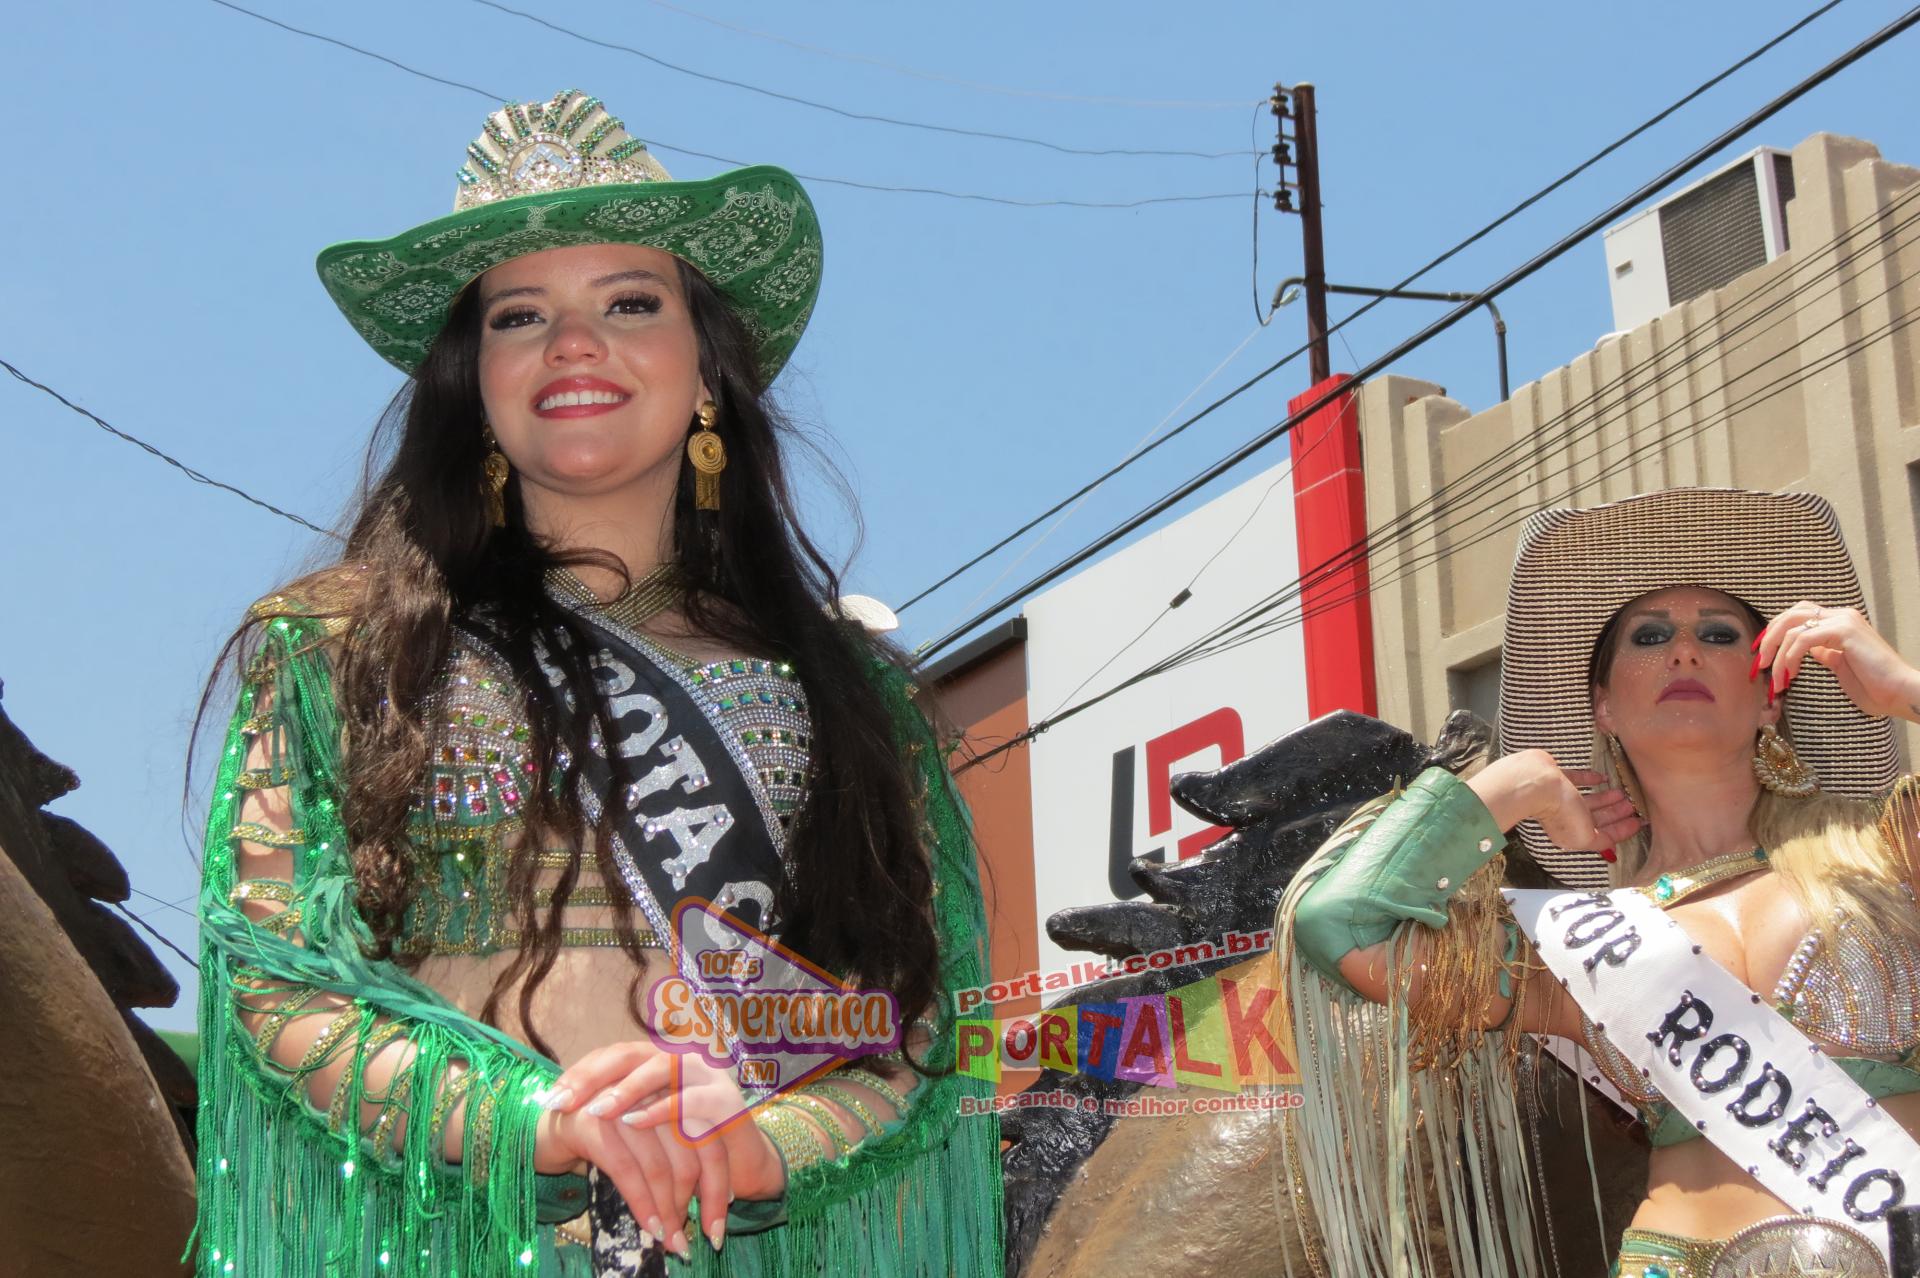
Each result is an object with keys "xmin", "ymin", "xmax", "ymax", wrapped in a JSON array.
[
  {"xmin": 1606, "ymin": 733, "xmax": 1649, "ymax": 821},
  {"xmin": 686, "ymin": 400, "xmax": 725, "ymax": 511},
  {"xmin": 1753, "ymin": 723, "xmax": 1817, "ymax": 796},
  {"xmin": 482, "ymin": 427, "xmax": 510, "ymax": 528}
]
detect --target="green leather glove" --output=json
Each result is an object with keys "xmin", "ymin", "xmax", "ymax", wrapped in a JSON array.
[{"xmin": 1293, "ymin": 766, "xmax": 1508, "ymax": 996}]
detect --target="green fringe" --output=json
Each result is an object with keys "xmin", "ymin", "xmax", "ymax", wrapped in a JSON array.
[
  {"xmin": 676, "ymin": 1108, "xmax": 1003, "ymax": 1277},
  {"xmin": 190, "ymin": 618, "xmax": 1003, "ymax": 1277},
  {"xmin": 191, "ymin": 614, "xmax": 569, "ymax": 1276}
]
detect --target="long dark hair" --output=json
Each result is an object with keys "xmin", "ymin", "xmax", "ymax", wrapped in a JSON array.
[{"xmin": 194, "ymin": 259, "xmax": 942, "ymax": 1058}]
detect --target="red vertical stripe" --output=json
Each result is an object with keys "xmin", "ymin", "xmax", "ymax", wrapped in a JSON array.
[{"xmin": 1288, "ymin": 375, "xmax": 1376, "ymax": 717}]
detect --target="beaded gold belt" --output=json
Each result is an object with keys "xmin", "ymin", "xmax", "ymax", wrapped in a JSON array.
[
  {"xmin": 1615, "ymin": 1226, "xmax": 1722, "ymax": 1278},
  {"xmin": 1616, "ymin": 1216, "xmax": 1886, "ymax": 1277}
]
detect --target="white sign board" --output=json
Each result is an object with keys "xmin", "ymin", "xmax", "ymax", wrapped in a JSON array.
[{"xmin": 1023, "ymin": 459, "xmax": 1308, "ymax": 978}]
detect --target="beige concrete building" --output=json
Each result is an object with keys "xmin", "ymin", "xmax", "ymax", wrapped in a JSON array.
[{"xmin": 1363, "ymin": 132, "xmax": 1920, "ymax": 766}]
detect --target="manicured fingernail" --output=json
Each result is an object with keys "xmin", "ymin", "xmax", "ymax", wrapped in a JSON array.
[
  {"xmin": 1598, "ymin": 846, "xmax": 1617, "ymax": 863},
  {"xmin": 1748, "ymin": 654, "xmax": 1761, "ymax": 681},
  {"xmin": 542, "ymin": 1086, "xmax": 574, "ymax": 1112},
  {"xmin": 586, "ymin": 1094, "xmax": 614, "ymax": 1118},
  {"xmin": 671, "ymin": 1230, "xmax": 691, "ymax": 1260},
  {"xmin": 619, "ymin": 1109, "xmax": 645, "ymax": 1126},
  {"xmin": 646, "ymin": 1216, "xmax": 664, "ymax": 1241},
  {"xmin": 1751, "ymin": 635, "xmax": 1762, "ymax": 652},
  {"xmin": 709, "ymin": 1221, "xmax": 725, "ymax": 1251}
]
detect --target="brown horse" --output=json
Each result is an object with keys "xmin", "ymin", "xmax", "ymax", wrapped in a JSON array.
[{"xmin": 0, "ymin": 686, "xmax": 197, "ymax": 1274}]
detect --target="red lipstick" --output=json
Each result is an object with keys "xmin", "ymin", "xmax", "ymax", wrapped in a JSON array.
[{"xmin": 532, "ymin": 375, "xmax": 632, "ymax": 419}]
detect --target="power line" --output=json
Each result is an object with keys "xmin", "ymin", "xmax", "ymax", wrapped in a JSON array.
[
  {"xmin": 1037, "ymin": 460, "xmax": 1295, "ymax": 722},
  {"xmin": 958, "ymin": 296, "xmax": 1920, "ymax": 773},
  {"xmin": 914, "ymin": 0, "xmax": 1914, "ymax": 661},
  {"xmin": 1212, "ymin": 180, "xmax": 1920, "ymax": 673},
  {"xmin": 895, "ymin": 0, "xmax": 1848, "ymax": 615},
  {"xmin": 952, "ymin": 36, "xmax": 1918, "ymax": 769},
  {"xmin": 1150, "ymin": 185, "xmax": 1920, "ymax": 684},
  {"xmin": 130, "ymin": 885, "xmax": 200, "ymax": 924},
  {"xmin": 470, "ymin": 0, "xmax": 1247, "ymax": 160},
  {"xmin": 115, "ymin": 900, "xmax": 200, "ymax": 972},
  {"xmin": 2, "ymin": 357, "xmax": 339, "ymax": 539},
  {"xmin": 1184, "ymin": 292, "xmax": 1920, "ymax": 678},
  {"xmin": 637, "ymin": 0, "xmax": 1260, "ymax": 111},
  {"xmin": 203, "ymin": 0, "xmax": 1247, "ymax": 209},
  {"xmin": 915, "ymin": 322, "xmax": 1268, "ymax": 648},
  {"xmin": 990, "ymin": 189, "xmax": 1920, "ymax": 759}
]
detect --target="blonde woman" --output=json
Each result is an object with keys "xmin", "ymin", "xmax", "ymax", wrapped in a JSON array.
[{"xmin": 1278, "ymin": 488, "xmax": 1920, "ymax": 1277}]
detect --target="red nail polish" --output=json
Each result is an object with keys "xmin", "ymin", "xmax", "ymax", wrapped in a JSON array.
[
  {"xmin": 1598, "ymin": 846, "xmax": 1618, "ymax": 863},
  {"xmin": 1749, "ymin": 654, "xmax": 1761, "ymax": 682},
  {"xmin": 1751, "ymin": 635, "xmax": 1762, "ymax": 653}
]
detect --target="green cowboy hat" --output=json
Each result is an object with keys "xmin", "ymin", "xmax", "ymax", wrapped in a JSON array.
[{"xmin": 315, "ymin": 89, "xmax": 823, "ymax": 384}]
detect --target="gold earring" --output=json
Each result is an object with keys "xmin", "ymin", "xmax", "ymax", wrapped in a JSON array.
[
  {"xmin": 686, "ymin": 400, "xmax": 725, "ymax": 512},
  {"xmin": 1753, "ymin": 723, "xmax": 1817, "ymax": 796},
  {"xmin": 1606, "ymin": 733, "xmax": 1649, "ymax": 820},
  {"xmin": 482, "ymin": 428, "xmax": 510, "ymax": 528}
]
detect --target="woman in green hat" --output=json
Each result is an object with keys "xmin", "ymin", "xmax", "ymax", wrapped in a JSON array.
[{"xmin": 190, "ymin": 91, "xmax": 1000, "ymax": 1277}]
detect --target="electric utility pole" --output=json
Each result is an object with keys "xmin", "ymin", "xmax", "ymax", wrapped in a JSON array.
[{"xmin": 1272, "ymin": 82, "xmax": 1330, "ymax": 382}]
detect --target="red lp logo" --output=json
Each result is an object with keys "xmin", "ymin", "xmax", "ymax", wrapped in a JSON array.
[{"xmin": 1107, "ymin": 707, "xmax": 1244, "ymax": 899}]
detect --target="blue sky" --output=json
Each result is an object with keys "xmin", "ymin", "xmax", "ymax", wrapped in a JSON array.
[{"xmin": 5, "ymin": 0, "xmax": 1916, "ymax": 1031}]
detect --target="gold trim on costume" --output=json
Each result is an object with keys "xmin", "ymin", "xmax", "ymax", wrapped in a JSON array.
[{"xmin": 1614, "ymin": 1226, "xmax": 1721, "ymax": 1278}]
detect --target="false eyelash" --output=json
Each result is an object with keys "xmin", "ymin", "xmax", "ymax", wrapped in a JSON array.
[
  {"xmin": 488, "ymin": 306, "xmax": 540, "ymax": 330},
  {"xmin": 608, "ymin": 292, "xmax": 663, "ymax": 315},
  {"xmin": 486, "ymin": 293, "xmax": 663, "ymax": 331}
]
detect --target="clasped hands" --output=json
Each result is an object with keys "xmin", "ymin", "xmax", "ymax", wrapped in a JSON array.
[{"xmin": 533, "ymin": 1038, "xmax": 786, "ymax": 1257}]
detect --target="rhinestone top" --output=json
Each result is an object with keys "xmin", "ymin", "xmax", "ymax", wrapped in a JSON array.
[
  {"xmin": 399, "ymin": 636, "xmax": 810, "ymax": 958},
  {"xmin": 1773, "ymin": 888, "xmax": 1920, "ymax": 1055}
]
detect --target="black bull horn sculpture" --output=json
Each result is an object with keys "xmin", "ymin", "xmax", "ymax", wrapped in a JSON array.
[{"xmin": 997, "ymin": 709, "xmax": 1646, "ymax": 1277}]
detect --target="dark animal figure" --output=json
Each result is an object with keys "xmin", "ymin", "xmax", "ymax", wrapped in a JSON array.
[{"xmin": 0, "ymin": 680, "xmax": 197, "ymax": 1273}]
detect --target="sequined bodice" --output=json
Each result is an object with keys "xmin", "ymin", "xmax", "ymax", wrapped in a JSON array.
[
  {"xmin": 1773, "ymin": 905, "xmax": 1920, "ymax": 1055},
  {"xmin": 399, "ymin": 636, "xmax": 810, "ymax": 957}
]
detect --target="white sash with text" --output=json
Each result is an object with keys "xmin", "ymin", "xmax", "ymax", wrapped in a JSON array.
[{"xmin": 1503, "ymin": 885, "xmax": 1920, "ymax": 1267}]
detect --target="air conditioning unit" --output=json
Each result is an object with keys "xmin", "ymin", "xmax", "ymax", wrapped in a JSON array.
[{"xmin": 1602, "ymin": 147, "xmax": 1794, "ymax": 334}]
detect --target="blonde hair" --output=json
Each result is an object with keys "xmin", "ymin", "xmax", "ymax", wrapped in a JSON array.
[{"xmin": 1595, "ymin": 722, "xmax": 1920, "ymax": 953}]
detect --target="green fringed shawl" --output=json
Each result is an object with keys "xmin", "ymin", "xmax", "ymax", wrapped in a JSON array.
[{"xmin": 191, "ymin": 611, "xmax": 1004, "ymax": 1277}]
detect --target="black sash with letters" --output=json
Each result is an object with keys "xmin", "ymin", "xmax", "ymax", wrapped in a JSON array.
[{"xmin": 464, "ymin": 594, "xmax": 789, "ymax": 995}]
